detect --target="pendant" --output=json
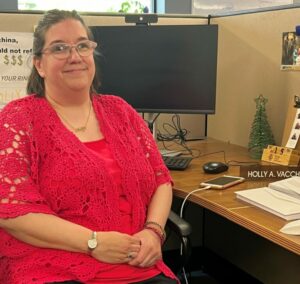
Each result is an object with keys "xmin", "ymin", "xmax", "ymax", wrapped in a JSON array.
[{"xmin": 74, "ymin": 126, "xmax": 87, "ymax": 132}]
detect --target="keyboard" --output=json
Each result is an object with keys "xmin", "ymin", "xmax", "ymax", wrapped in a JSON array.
[{"xmin": 162, "ymin": 156, "xmax": 193, "ymax": 170}]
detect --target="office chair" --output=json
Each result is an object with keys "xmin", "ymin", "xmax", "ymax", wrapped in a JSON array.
[{"xmin": 165, "ymin": 210, "xmax": 192, "ymax": 277}]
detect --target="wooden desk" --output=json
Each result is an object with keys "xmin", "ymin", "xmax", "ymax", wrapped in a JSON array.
[{"xmin": 169, "ymin": 139, "xmax": 300, "ymax": 283}]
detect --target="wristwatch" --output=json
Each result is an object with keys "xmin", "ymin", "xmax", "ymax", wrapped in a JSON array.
[{"xmin": 87, "ymin": 231, "xmax": 98, "ymax": 252}]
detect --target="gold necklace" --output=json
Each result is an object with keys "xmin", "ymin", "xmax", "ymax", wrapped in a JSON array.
[{"xmin": 47, "ymin": 95, "xmax": 92, "ymax": 133}]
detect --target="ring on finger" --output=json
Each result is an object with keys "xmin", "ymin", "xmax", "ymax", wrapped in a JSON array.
[{"xmin": 127, "ymin": 253, "xmax": 134, "ymax": 259}]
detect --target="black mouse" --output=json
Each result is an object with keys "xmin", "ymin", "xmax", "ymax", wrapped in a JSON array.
[{"xmin": 202, "ymin": 161, "xmax": 229, "ymax": 174}]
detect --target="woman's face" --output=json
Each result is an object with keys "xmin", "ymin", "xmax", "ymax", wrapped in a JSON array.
[{"xmin": 34, "ymin": 19, "xmax": 96, "ymax": 96}]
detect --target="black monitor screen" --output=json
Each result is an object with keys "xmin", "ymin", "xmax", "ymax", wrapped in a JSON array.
[{"xmin": 91, "ymin": 24, "xmax": 218, "ymax": 114}]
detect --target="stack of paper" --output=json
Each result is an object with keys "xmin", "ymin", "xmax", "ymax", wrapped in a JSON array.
[
  {"xmin": 236, "ymin": 186, "xmax": 300, "ymax": 221},
  {"xmin": 268, "ymin": 176, "xmax": 300, "ymax": 199}
]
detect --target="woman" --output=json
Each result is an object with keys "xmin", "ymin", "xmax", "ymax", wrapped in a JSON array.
[{"xmin": 0, "ymin": 9, "xmax": 177, "ymax": 284}]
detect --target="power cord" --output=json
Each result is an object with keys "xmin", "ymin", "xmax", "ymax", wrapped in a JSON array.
[
  {"xmin": 199, "ymin": 150, "xmax": 227, "ymax": 163},
  {"xmin": 179, "ymin": 186, "xmax": 211, "ymax": 219},
  {"xmin": 161, "ymin": 139, "xmax": 200, "ymax": 158},
  {"xmin": 157, "ymin": 114, "xmax": 201, "ymax": 158},
  {"xmin": 157, "ymin": 114, "xmax": 188, "ymax": 142},
  {"xmin": 227, "ymin": 160, "xmax": 260, "ymax": 167},
  {"xmin": 157, "ymin": 115, "xmax": 260, "ymax": 170},
  {"xmin": 199, "ymin": 150, "xmax": 260, "ymax": 168},
  {"xmin": 156, "ymin": 114, "xmax": 260, "ymax": 167},
  {"xmin": 178, "ymin": 186, "xmax": 211, "ymax": 284}
]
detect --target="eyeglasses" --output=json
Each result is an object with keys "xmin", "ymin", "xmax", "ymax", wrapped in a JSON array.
[{"xmin": 42, "ymin": 40, "xmax": 97, "ymax": 60}]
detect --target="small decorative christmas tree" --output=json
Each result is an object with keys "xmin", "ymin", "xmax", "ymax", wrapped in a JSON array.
[{"xmin": 248, "ymin": 94, "xmax": 275, "ymax": 159}]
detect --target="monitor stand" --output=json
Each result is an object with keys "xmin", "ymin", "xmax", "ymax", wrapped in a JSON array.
[{"xmin": 145, "ymin": 113, "xmax": 160, "ymax": 139}]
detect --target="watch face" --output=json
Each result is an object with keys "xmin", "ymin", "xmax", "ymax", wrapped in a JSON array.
[{"xmin": 88, "ymin": 238, "xmax": 97, "ymax": 250}]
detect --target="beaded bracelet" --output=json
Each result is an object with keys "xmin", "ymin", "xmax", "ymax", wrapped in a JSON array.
[
  {"xmin": 144, "ymin": 226, "xmax": 165, "ymax": 245},
  {"xmin": 144, "ymin": 221, "xmax": 166, "ymax": 239}
]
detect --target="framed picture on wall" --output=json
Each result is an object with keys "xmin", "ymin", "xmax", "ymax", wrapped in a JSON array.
[{"xmin": 281, "ymin": 32, "xmax": 300, "ymax": 71}]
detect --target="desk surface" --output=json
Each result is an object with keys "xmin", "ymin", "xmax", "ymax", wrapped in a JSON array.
[{"xmin": 170, "ymin": 139, "xmax": 300, "ymax": 256}]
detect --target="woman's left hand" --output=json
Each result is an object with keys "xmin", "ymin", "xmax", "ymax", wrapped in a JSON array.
[{"xmin": 127, "ymin": 229, "xmax": 162, "ymax": 267}]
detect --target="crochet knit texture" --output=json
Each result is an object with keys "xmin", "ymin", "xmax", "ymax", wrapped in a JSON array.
[{"xmin": 0, "ymin": 94, "xmax": 174, "ymax": 284}]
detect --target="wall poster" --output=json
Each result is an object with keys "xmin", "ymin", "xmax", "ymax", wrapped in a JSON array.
[
  {"xmin": 0, "ymin": 32, "xmax": 33, "ymax": 109},
  {"xmin": 281, "ymin": 31, "xmax": 300, "ymax": 71}
]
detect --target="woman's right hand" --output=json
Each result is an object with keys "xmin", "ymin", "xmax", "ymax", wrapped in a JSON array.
[{"xmin": 91, "ymin": 231, "xmax": 141, "ymax": 264}]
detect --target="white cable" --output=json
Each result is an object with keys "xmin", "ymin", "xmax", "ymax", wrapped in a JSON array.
[
  {"xmin": 182, "ymin": 266, "xmax": 189, "ymax": 284},
  {"xmin": 179, "ymin": 186, "xmax": 211, "ymax": 218},
  {"xmin": 179, "ymin": 185, "xmax": 211, "ymax": 284}
]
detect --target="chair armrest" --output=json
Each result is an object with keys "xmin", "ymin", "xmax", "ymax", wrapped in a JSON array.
[
  {"xmin": 166, "ymin": 210, "xmax": 192, "ymax": 271},
  {"xmin": 167, "ymin": 210, "xmax": 192, "ymax": 237}
]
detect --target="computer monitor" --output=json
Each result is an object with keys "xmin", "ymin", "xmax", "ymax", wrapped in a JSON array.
[{"xmin": 90, "ymin": 24, "xmax": 218, "ymax": 114}]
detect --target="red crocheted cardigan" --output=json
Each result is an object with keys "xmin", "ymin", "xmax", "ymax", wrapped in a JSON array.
[{"xmin": 0, "ymin": 94, "xmax": 175, "ymax": 284}]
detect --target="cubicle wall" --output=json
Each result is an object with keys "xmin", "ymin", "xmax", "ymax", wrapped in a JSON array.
[
  {"xmin": 0, "ymin": 8, "xmax": 299, "ymax": 146},
  {"xmin": 209, "ymin": 7, "xmax": 300, "ymax": 147},
  {"xmin": 0, "ymin": 12, "xmax": 207, "ymax": 31}
]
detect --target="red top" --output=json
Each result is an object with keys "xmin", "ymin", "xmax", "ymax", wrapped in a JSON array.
[
  {"xmin": 0, "ymin": 95, "xmax": 175, "ymax": 284},
  {"xmin": 84, "ymin": 138, "xmax": 160, "ymax": 283}
]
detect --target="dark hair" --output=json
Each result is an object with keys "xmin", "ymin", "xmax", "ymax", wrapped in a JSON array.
[{"xmin": 26, "ymin": 9, "xmax": 100, "ymax": 97}]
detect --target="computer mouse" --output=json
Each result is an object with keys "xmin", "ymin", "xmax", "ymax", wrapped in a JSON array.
[{"xmin": 202, "ymin": 161, "xmax": 229, "ymax": 174}]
